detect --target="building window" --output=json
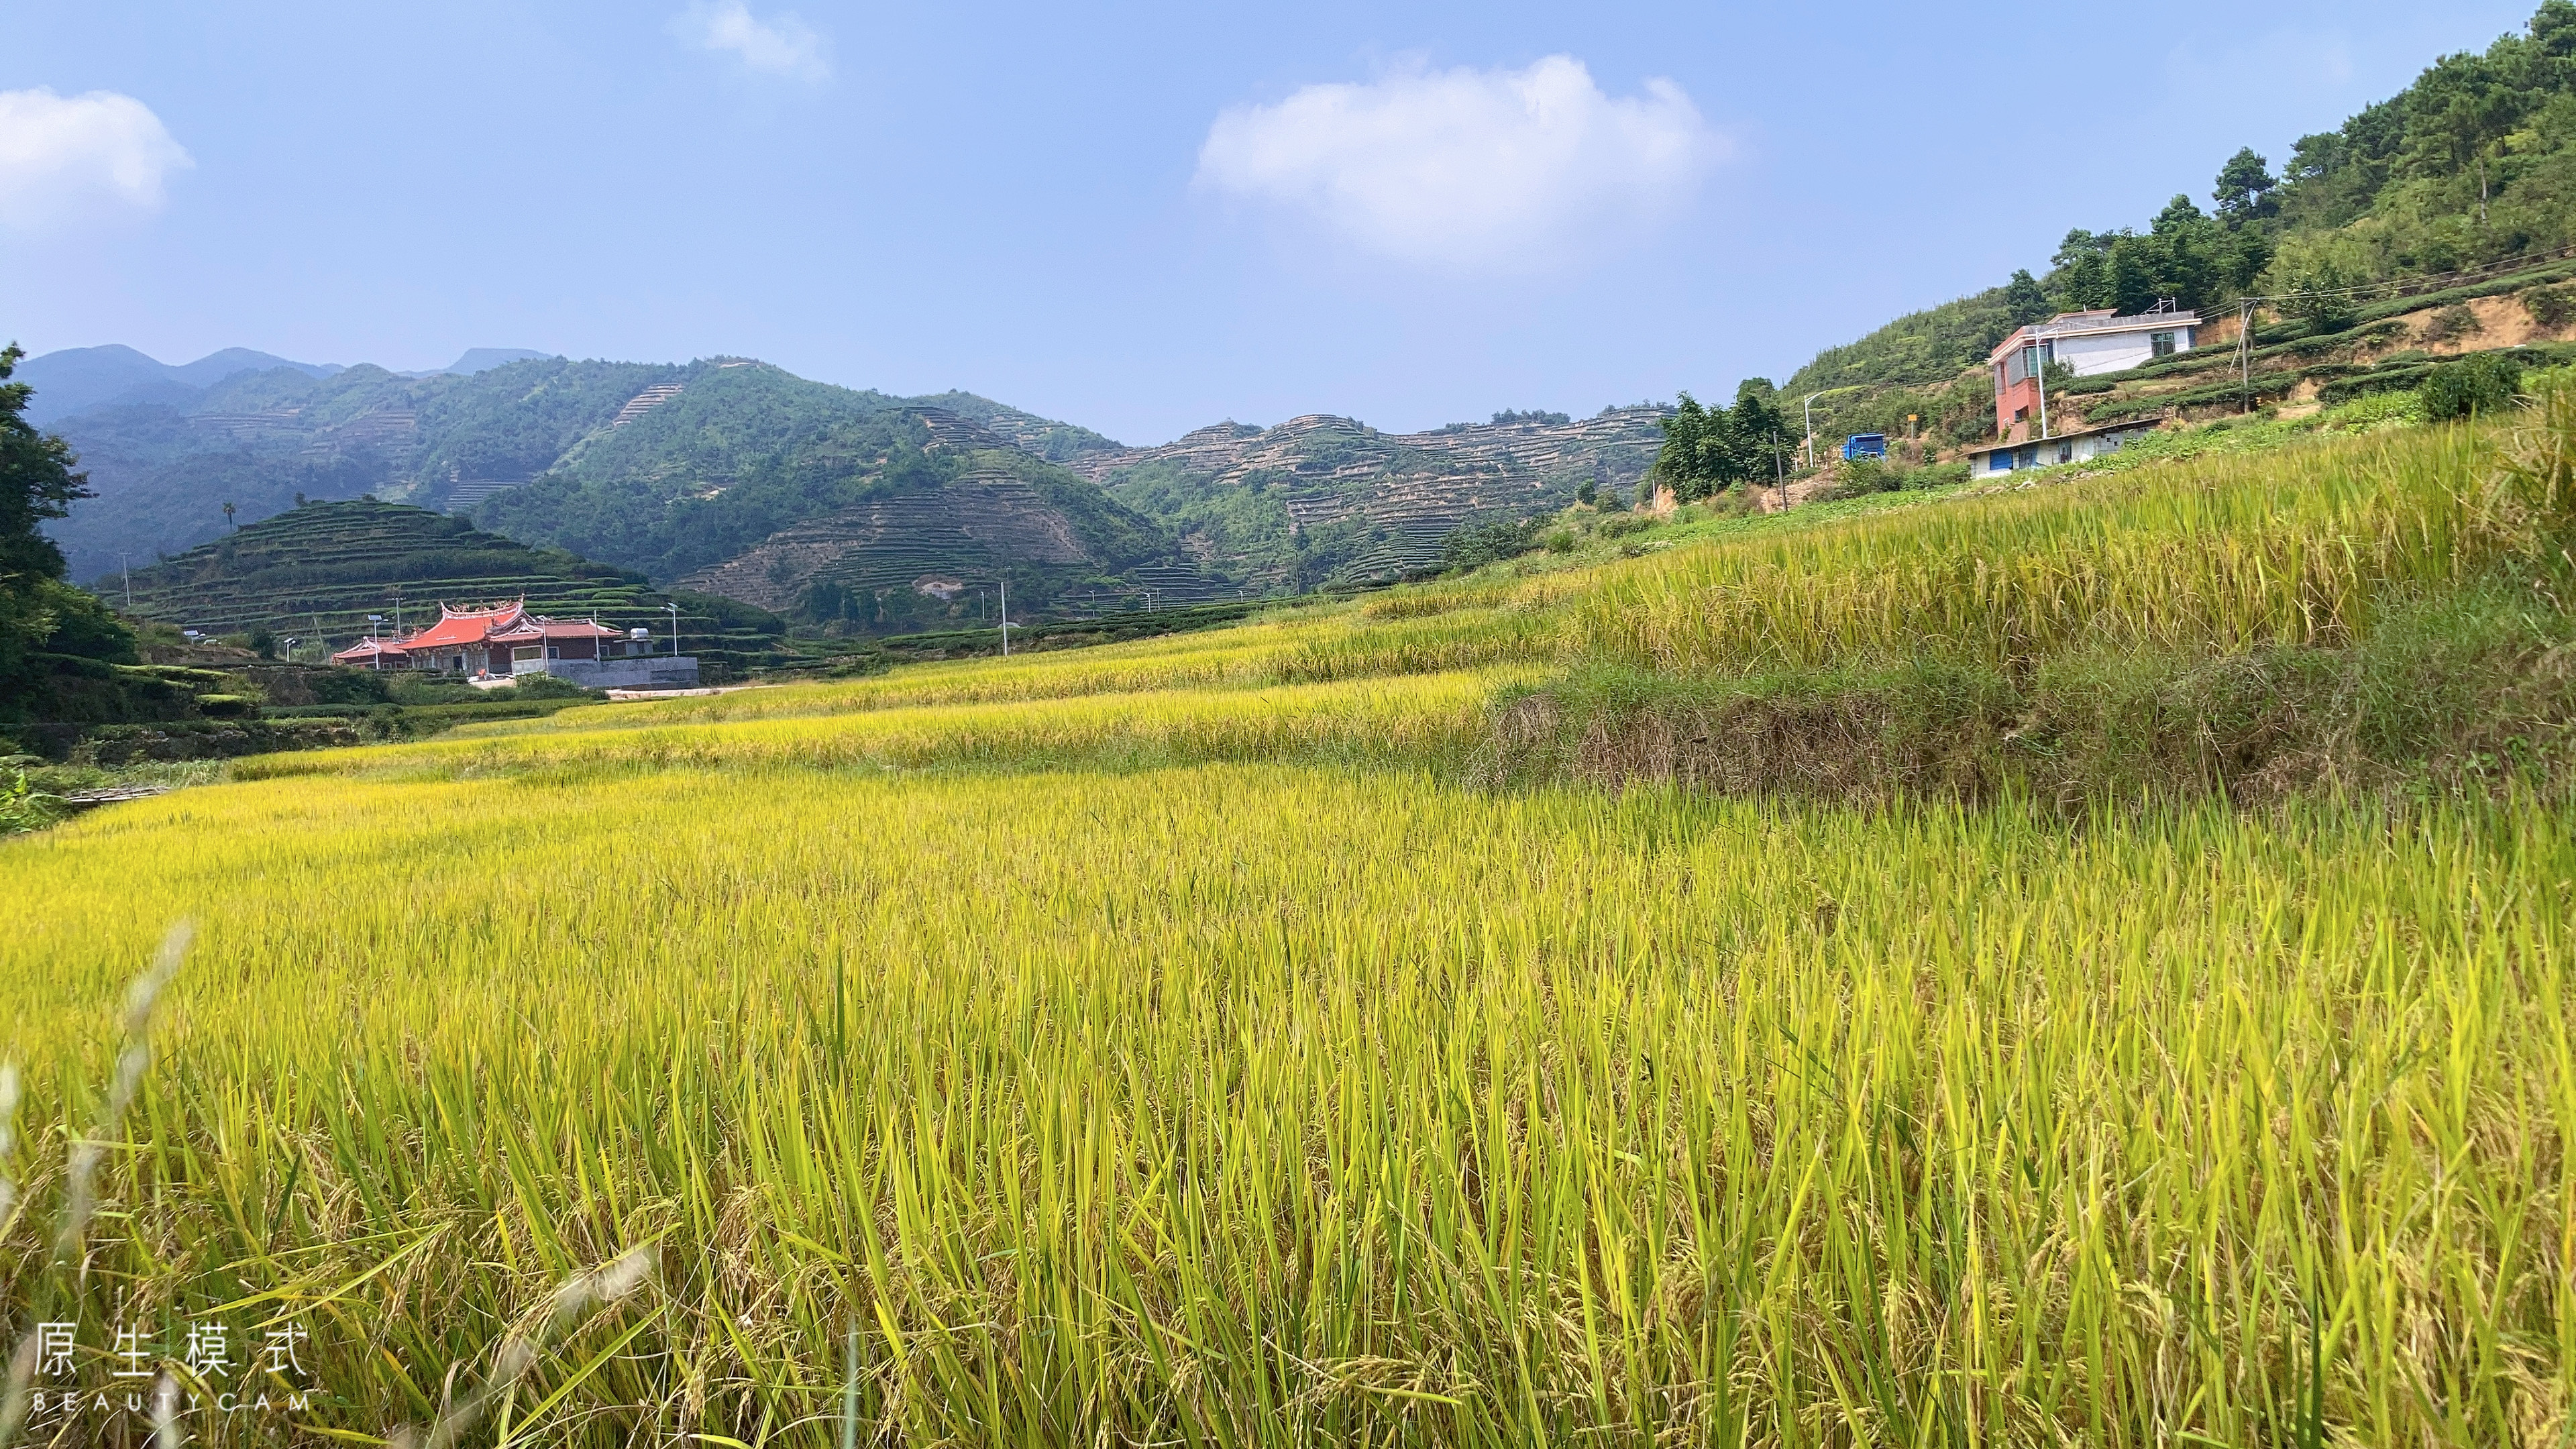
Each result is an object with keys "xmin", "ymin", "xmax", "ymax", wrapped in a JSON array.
[
  {"xmin": 2150, "ymin": 330, "xmax": 2178, "ymax": 358},
  {"xmin": 2013, "ymin": 407, "xmax": 2029, "ymax": 424},
  {"xmin": 2057, "ymin": 441, "xmax": 2074, "ymax": 464}
]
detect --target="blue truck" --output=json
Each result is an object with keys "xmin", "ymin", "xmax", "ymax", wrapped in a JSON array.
[{"xmin": 1842, "ymin": 433, "xmax": 1888, "ymax": 461}]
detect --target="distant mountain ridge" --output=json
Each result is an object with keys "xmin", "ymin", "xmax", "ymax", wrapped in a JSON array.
[
  {"xmin": 17, "ymin": 345, "xmax": 343, "ymax": 427},
  {"xmin": 13, "ymin": 343, "xmax": 564, "ymax": 429},
  {"xmin": 32, "ymin": 351, "xmax": 1236, "ymax": 634},
  {"xmin": 29, "ymin": 341, "xmax": 1662, "ymax": 631}
]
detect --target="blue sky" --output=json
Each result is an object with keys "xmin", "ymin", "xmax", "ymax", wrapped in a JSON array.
[{"xmin": 0, "ymin": 1, "xmax": 2542, "ymax": 443}]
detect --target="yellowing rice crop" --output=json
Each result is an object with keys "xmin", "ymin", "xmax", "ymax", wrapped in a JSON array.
[{"xmin": 4, "ymin": 419, "xmax": 2575, "ymax": 1446}]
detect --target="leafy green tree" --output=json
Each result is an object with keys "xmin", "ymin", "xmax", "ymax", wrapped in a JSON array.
[
  {"xmin": 2213, "ymin": 148, "xmax": 2279, "ymax": 221},
  {"xmin": 2, "ymin": 343, "xmax": 131, "ymax": 714},
  {"xmin": 2279, "ymin": 260, "xmax": 2359, "ymax": 332},
  {"xmin": 0, "ymin": 344, "xmax": 86, "ymax": 596},
  {"xmin": 1733, "ymin": 380, "xmax": 1790, "ymax": 480},
  {"xmin": 2002, "ymin": 268, "xmax": 2051, "ymax": 325},
  {"xmin": 2050, "ymin": 230, "xmax": 2116, "ymax": 311}
]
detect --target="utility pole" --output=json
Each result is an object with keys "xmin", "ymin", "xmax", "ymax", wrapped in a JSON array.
[
  {"xmin": 2238, "ymin": 297, "xmax": 2259, "ymax": 414},
  {"xmin": 665, "ymin": 602, "xmax": 680, "ymax": 656},
  {"xmin": 998, "ymin": 578, "xmax": 1013, "ymax": 657},
  {"xmin": 119, "ymin": 554, "xmax": 132, "ymax": 610}
]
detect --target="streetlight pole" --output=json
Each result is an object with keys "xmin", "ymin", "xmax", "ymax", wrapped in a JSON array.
[
  {"xmin": 1802, "ymin": 386, "xmax": 1864, "ymax": 470},
  {"xmin": 665, "ymin": 602, "xmax": 680, "ymax": 657},
  {"xmin": 998, "ymin": 579, "xmax": 1012, "ymax": 657},
  {"xmin": 2035, "ymin": 339, "xmax": 2051, "ymax": 441}
]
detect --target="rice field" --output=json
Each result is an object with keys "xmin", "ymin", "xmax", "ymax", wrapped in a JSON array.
[{"xmin": 3, "ymin": 418, "xmax": 2573, "ymax": 1446}]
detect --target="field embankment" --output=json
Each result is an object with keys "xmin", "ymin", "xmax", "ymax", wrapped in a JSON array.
[{"xmin": 1501, "ymin": 402, "xmax": 2576, "ymax": 802}]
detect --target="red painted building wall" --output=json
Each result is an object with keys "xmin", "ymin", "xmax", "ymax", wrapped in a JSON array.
[{"xmin": 1992, "ymin": 340, "xmax": 2049, "ymax": 443}]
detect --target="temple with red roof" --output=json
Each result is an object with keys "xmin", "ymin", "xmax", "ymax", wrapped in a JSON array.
[{"xmin": 333, "ymin": 599, "xmax": 696, "ymax": 688}]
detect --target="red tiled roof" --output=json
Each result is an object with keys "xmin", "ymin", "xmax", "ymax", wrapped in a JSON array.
[
  {"xmin": 401, "ymin": 601, "xmax": 526, "ymax": 651},
  {"xmin": 331, "ymin": 639, "xmax": 411, "ymax": 662}
]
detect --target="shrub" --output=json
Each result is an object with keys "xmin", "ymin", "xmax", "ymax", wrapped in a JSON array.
[
  {"xmin": 1440, "ymin": 517, "xmax": 1544, "ymax": 571},
  {"xmin": 2522, "ymin": 283, "xmax": 2576, "ymax": 329},
  {"xmin": 2421, "ymin": 353, "xmax": 2524, "ymax": 422},
  {"xmin": 2422, "ymin": 303, "xmax": 2482, "ymax": 343},
  {"xmin": 307, "ymin": 667, "xmax": 394, "ymax": 706},
  {"xmin": 506, "ymin": 672, "xmax": 602, "ymax": 700},
  {"xmin": 0, "ymin": 769, "xmax": 66, "ymax": 834},
  {"xmin": 1836, "ymin": 458, "xmax": 1900, "ymax": 495}
]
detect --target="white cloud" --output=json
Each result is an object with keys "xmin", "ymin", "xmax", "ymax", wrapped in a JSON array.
[
  {"xmin": 675, "ymin": 1, "xmax": 833, "ymax": 85},
  {"xmin": 0, "ymin": 88, "xmax": 192, "ymax": 233},
  {"xmin": 1195, "ymin": 56, "xmax": 1724, "ymax": 273}
]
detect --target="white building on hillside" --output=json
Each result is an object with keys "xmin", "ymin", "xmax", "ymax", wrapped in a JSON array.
[{"xmin": 1990, "ymin": 301, "xmax": 2200, "ymax": 445}]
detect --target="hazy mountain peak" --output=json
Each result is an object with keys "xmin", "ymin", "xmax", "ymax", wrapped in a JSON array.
[
  {"xmin": 444, "ymin": 347, "xmax": 551, "ymax": 375},
  {"xmin": 15, "ymin": 343, "xmax": 338, "ymax": 425}
]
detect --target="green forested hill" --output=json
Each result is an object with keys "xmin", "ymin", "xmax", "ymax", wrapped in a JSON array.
[
  {"xmin": 115, "ymin": 498, "xmax": 782, "ymax": 664},
  {"xmin": 1783, "ymin": 1, "xmax": 2576, "ymax": 432},
  {"xmin": 32, "ymin": 354, "xmax": 1138, "ymax": 595},
  {"xmin": 1073, "ymin": 409, "xmax": 1668, "ymax": 592},
  {"xmin": 472, "ymin": 365, "xmax": 1216, "ymax": 629}
]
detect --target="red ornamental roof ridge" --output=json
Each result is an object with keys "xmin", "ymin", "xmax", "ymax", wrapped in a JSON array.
[{"xmin": 401, "ymin": 599, "xmax": 528, "ymax": 650}]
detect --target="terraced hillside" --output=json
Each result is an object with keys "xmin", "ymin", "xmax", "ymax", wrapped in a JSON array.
[
  {"xmin": 116, "ymin": 499, "xmax": 784, "ymax": 669},
  {"xmin": 2057, "ymin": 260, "xmax": 2576, "ymax": 427},
  {"xmin": 1073, "ymin": 407, "xmax": 1666, "ymax": 590},
  {"xmin": 673, "ymin": 415, "xmax": 1234, "ymax": 632}
]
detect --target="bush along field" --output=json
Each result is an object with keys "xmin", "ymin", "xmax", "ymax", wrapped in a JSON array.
[{"xmin": 3, "ymin": 392, "xmax": 2575, "ymax": 1445}]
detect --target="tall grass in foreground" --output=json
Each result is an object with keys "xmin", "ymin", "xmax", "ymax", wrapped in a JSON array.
[{"xmin": 3, "ymin": 765, "xmax": 2569, "ymax": 1445}]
